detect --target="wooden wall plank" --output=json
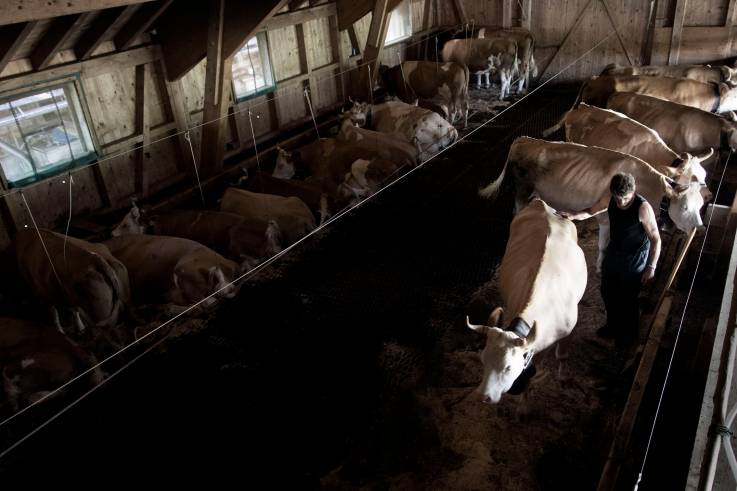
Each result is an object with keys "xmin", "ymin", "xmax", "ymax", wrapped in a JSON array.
[{"xmin": 668, "ymin": 0, "xmax": 688, "ymax": 64}]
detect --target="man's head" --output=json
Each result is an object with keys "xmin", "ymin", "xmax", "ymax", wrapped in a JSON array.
[{"xmin": 610, "ymin": 173, "xmax": 636, "ymax": 209}]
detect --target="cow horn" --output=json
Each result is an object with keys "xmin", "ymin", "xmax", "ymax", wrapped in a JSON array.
[
  {"xmin": 696, "ymin": 148, "xmax": 715, "ymax": 163},
  {"xmin": 466, "ymin": 316, "xmax": 488, "ymax": 333}
]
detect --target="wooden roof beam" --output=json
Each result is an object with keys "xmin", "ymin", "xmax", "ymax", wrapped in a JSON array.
[
  {"xmin": 156, "ymin": 0, "xmax": 289, "ymax": 82},
  {"xmin": 115, "ymin": 0, "xmax": 174, "ymax": 51},
  {"xmin": 31, "ymin": 13, "xmax": 92, "ymax": 70},
  {"xmin": 75, "ymin": 5, "xmax": 139, "ymax": 60},
  {"xmin": 0, "ymin": 21, "xmax": 37, "ymax": 74},
  {"xmin": 0, "ymin": 1, "xmax": 156, "ymax": 26},
  {"xmin": 336, "ymin": 0, "xmax": 402, "ymax": 31}
]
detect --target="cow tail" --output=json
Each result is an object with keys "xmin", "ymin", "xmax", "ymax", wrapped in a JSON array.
[
  {"xmin": 478, "ymin": 154, "xmax": 512, "ymax": 200},
  {"xmin": 92, "ymin": 253, "xmax": 129, "ymax": 328},
  {"xmin": 542, "ymin": 112, "xmax": 567, "ymax": 138}
]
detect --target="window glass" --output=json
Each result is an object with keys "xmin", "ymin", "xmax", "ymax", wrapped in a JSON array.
[{"xmin": 232, "ymin": 33, "xmax": 276, "ymax": 101}]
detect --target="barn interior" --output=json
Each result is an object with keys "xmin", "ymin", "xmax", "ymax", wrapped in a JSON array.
[{"xmin": 1, "ymin": 0, "xmax": 737, "ymax": 489}]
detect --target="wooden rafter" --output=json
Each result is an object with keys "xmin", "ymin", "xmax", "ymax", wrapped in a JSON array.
[
  {"xmin": 264, "ymin": 3, "xmax": 336, "ymax": 30},
  {"xmin": 0, "ymin": 0, "xmax": 155, "ymax": 26},
  {"xmin": 668, "ymin": 0, "xmax": 688, "ymax": 65},
  {"xmin": 0, "ymin": 21, "xmax": 37, "ymax": 74},
  {"xmin": 336, "ymin": 0, "xmax": 403, "ymax": 31},
  {"xmin": 115, "ymin": 0, "xmax": 174, "ymax": 51},
  {"xmin": 156, "ymin": 0, "xmax": 289, "ymax": 82},
  {"xmin": 31, "ymin": 13, "xmax": 92, "ymax": 70},
  {"xmin": 199, "ymin": 0, "xmax": 232, "ymax": 177},
  {"xmin": 75, "ymin": 5, "xmax": 139, "ymax": 60}
]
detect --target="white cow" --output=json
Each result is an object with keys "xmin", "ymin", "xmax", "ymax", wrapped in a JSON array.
[{"xmin": 467, "ymin": 199, "xmax": 587, "ymax": 403}]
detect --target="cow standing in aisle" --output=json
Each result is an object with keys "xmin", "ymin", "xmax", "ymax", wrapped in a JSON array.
[
  {"xmin": 477, "ymin": 26, "xmax": 537, "ymax": 93},
  {"xmin": 441, "ymin": 37, "xmax": 517, "ymax": 99},
  {"xmin": 467, "ymin": 199, "xmax": 587, "ymax": 403}
]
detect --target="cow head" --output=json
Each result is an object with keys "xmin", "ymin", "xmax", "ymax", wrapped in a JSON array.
[
  {"xmin": 721, "ymin": 65, "xmax": 737, "ymax": 87},
  {"xmin": 342, "ymin": 98, "xmax": 371, "ymax": 127},
  {"xmin": 674, "ymin": 149, "xmax": 712, "ymax": 185},
  {"xmin": 718, "ymin": 83, "xmax": 737, "ymax": 112},
  {"xmin": 664, "ymin": 179, "xmax": 706, "ymax": 234},
  {"xmin": 173, "ymin": 256, "xmax": 238, "ymax": 308},
  {"xmin": 273, "ymin": 145, "xmax": 295, "ymax": 179},
  {"xmin": 337, "ymin": 159, "xmax": 373, "ymax": 206},
  {"xmin": 466, "ymin": 308, "xmax": 536, "ymax": 404},
  {"xmin": 111, "ymin": 202, "xmax": 146, "ymax": 236}
]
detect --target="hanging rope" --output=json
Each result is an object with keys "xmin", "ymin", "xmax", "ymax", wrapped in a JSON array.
[
  {"xmin": 303, "ymin": 87, "xmax": 321, "ymax": 139},
  {"xmin": 63, "ymin": 173, "xmax": 74, "ymax": 265},
  {"xmin": 20, "ymin": 191, "xmax": 63, "ymax": 288},
  {"xmin": 183, "ymin": 130, "xmax": 206, "ymax": 207}
]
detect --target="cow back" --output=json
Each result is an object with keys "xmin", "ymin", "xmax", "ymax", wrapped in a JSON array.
[{"xmin": 220, "ymin": 188, "xmax": 315, "ymax": 245}]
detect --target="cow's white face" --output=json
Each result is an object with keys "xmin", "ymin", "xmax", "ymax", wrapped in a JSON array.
[
  {"xmin": 467, "ymin": 309, "xmax": 535, "ymax": 404},
  {"xmin": 719, "ymin": 84, "xmax": 737, "ymax": 112},
  {"xmin": 343, "ymin": 101, "xmax": 371, "ymax": 127},
  {"xmin": 111, "ymin": 204, "xmax": 145, "ymax": 237},
  {"xmin": 273, "ymin": 147, "xmax": 295, "ymax": 179},
  {"xmin": 667, "ymin": 181, "xmax": 706, "ymax": 234}
]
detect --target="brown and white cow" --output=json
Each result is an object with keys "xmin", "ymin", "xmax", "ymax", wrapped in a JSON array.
[
  {"xmin": 380, "ymin": 61, "xmax": 470, "ymax": 126},
  {"xmin": 477, "ymin": 26, "xmax": 537, "ymax": 93},
  {"xmin": 104, "ymin": 235, "xmax": 239, "ymax": 310},
  {"xmin": 479, "ymin": 137, "xmax": 706, "ymax": 270},
  {"xmin": 467, "ymin": 199, "xmax": 587, "ymax": 403},
  {"xmin": 1, "ymin": 317, "xmax": 104, "ymax": 410},
  {"xmin": 557, "ymin": 103, "xmax": 712, "ymax": 186},
  {"xmin": 601, "ymin": 63, "xmax": 737, "ymax": 86},
  {"xmin": 112, "ymin": 205, "xmax": 282, "ymax": 266},
  {"xmin": 607, "ymin": 92, "xmax": 737, "ymax": 155},
  {"xmin": 15, "ymin": 229, "xmax": 130, "ymax": 349},
  {"xmin": 341, "ymin": 99, "xmax": 458, "ymax": 162},
  {"xmin": 441, "ymin": 37, "xmax": 517, "ymax": 99},
  {"xmin": 336, "ymin": 157, "xmax": 404, "ymax": 205},
  {"xmin": 220, "ymin": 188, "xmax": 316, "ymax": 245},
  {"xmin": 579, "ymin": 75, "xmax": 737, "ymax": 113}
]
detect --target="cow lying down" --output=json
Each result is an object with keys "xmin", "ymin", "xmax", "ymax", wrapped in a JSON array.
[
  {"xmin": 467, "ymin": 199, "xmax": 587, "ymax": 403},
  {"xmin": 104, "ymin": 235, "xmax": 240, "ymax": 312},
  {"xmin": 112, "ymin": 204, "xmax": 282, "ymax": 267},
  {"xmin": 15, "ymin": 229, "xmax": 130, "ymax": 350},
  {"xmin": 1, "ymin": 317, "xmax": 104, "ymax": 411},
  {"xmin": 479, "ymin": 137, "xmax": 707, "ymax": 270}
]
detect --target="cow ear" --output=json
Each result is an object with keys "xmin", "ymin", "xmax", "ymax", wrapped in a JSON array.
[
  {"xmin": 526, "ymin": 321, "xmax": 538, "ymax": 346},
  {"xmin": 466, "ymin": 316, "xmax": 488, "ymax": 334},
  {"xmin": 487, "ymin": 306, "xmax": 504, "ymax": 327}
]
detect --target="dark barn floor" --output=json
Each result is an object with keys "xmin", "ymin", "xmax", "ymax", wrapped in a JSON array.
[{"xmin": 0, "ymin": 84, "xmax": 726, "ymax": 489}]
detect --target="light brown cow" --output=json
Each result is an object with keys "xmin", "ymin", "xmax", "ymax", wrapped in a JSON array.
[
  {"xmin": 220, "ymin": 188, "xmax": 316, "ymax": 245},
  {"xmin": 104, "ymin": 235, "xmax": 239, "ymax": 310},
  {"xmin": 441, "ymin": 38, "xmax": 517, "ymax": 99},
  {"xmin": 579, "ymin": 75, "xmax": 737, "ymax": 113},
  {"xmin": 601, "ymin": 63, "xmax": 737, "ymax": 86},
  {"xmin": 380, "ymin": 61, "xmax": 470, "ymax": 126},
  {"xmin": 477, "ymin": 26, "xmax": 537, "ymax": 93},
  {"xmin": 1, "ymin": 317, "xmax": 104, "ymax": 410},
  {"xmin": 341, "ymin": 99, "xmax": 458, "ymax": 161},
  {"xmin": 112, "ymin": 205, "xmax": 282, "ymax": 265},
  {"xmin": 15, "ymin": 229, "xmax": 130, "ymax": 349},
  {"xmin": 557, "ymin": 103, "xmax": 712, "ymax": 186},
  {"xmin": 607, "ymin": 92, "xmax": 737, "ymax": 155},
  {"xmin": 479, "ymin": 137, "xmax": 706, "ymax": 270}
]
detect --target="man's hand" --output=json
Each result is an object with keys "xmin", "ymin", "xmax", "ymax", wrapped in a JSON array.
[{"xmin": 641, "ymin": 266, "xmax": 656, "ymax": 285}]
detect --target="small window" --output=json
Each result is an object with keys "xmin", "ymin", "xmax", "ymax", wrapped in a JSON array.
[
  {"xmin": 386, "ymin": 0, "xmax": 412, "ymax": 45},
  {"xmin": 0, "ymin": 81, "xmax": 96, "ymax": 187},
  {"xmin": 232, "ymin": 33, "xmax": 276, "ymax": 101}
]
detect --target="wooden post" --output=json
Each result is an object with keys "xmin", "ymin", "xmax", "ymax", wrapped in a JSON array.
[
  {"xmin": 158, "ymin": 60, "xmax": 190, "ymax": 173},
  {"xmin": 520, "ymin": 0, "xmax": 531, "ymax": 30},
  {"xmin": 668, "ymin": 0, "xmax": 688, "ymax": 65},
  {"xmin": 359, "ymin": 0, "xmax": 391, "ymax": 99},
  {"xmin": 452, "ymin": 0, "xmax": 468, "ymax": 24},
  {"xmin": 726, "ymin": 0, "xmax": 737, "ymax": 56},
  {"xmin": 134, "ymin": 64, "xmax": 150, "ymax": 197},
  {"xmin": 200, "ymin": 0, "xmax": 232, "ymax": 177},
  {"xmin": 502, "ymin": 0, "xmax": 513, "ymax": 28}
]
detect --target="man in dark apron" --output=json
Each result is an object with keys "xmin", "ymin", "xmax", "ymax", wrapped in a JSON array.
[{"xmin": 597, "ymin": 173, "xmax": 662, "ymax": 348}]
